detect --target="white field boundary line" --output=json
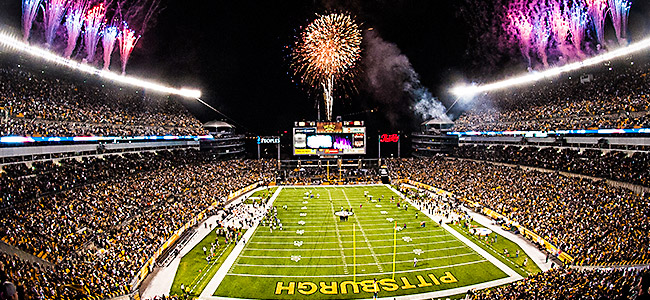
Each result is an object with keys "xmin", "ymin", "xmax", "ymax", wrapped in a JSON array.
[
  {"xmin": 199, "ymin": 186, "xmax": 284, "ymax": 298},
  {"xmin": 462, "ymin": 207, "xmax": 548, "ymax": 273},
  {"xmin": 243, "ymin": 239, "xmax": 461, "ymax": 251},
  {"xmin": 234, "ymin": 252, "xmax": 479, "ymax": 268},
  {"xmin": 250, "ymin": 230, "xmax": 445, "ymax": 238},
  {"xmin": 189, "ymin": 245, "xmax": 230, "ymax": 293},
  {"xmin": 238, "ymin": 245, "xmax": 470, "ymax": 259},
  {"xmin": 401, "ymin": 183, "xmax": 540, "ymax": 274},
  {"xmin": 328, "ymin": 189, "xmax": 350, "ymax": 274},
  {"xmin": 280, "ymin": 216, "xmax": 422, "ymax": 222},
  {"xmin": 225, "ymin": 259, "xmax": 488, "ymax": 278},
  {"xmin": 248, "ymin": 235, "xmax": 440, "ymax": 244},
  {"xmin": 140, "ymin": 215, "xmax": 220, "ymax": 299},
  {"xmin": 342, "ymin": 189, "xmax": 384, "ymax": 272},
  {"xmin": 386, "ymin": 184, "xmax": 524, "ymax": 282}
]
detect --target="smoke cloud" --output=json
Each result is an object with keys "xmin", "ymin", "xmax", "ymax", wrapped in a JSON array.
[{"xmin": 361, "ymin": 30, "xmax": 451, "ymax": 128}]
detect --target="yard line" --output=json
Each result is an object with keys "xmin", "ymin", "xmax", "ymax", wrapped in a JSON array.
[
  {"xmin": 342, "ymin": 189, "xmax": 383, "ymax": 272},
  {"xmin": 256, "ymin": 227, "xmax": 415, "ymax": 232},
  {"xmin": 238, "ymin": 245, "xmax": 470, "ymax": 259},
  {"xmin": 243, "ymin": 239, "xmax": 460, "ymax": 251},
  {"xmin": 282, "ymin": 221, "xmax": 425, "ymax": 228},
  {"xmin": 249, "ymin": 235, "xmax": 441, "ymax": 244},
  {"xmin": 227, "ymin": 259, "xmax": 488, "ymax": 278},
  {"xmin": 234, "ymin": 252, "xmax": 479, "ymax": 268},
  {"xmin": 251, "ymin": 230, "xmax": 445, "ymax": 239},
  {"xmin": 327, "ymin": 189, "xmax": 349, "ymax": 274}
]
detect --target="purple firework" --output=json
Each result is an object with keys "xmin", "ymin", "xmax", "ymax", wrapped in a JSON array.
[
  {"xmin": 550, "ymin": 6, "xmax": 573, "ymax": 60},
  {"xmin": 566, "ymin": 0, "xmax": 588, "ymax": 58},
  {"xmin": 43, "ymin": 0, "xmax": 69, "ymax": 47},
  {"xmin": 83, "ymin": 3, "xmax": 106, "ymax": 63},
  {"xmin": 608, "ymin": 0, "xmax": 632, "ymax": 45},
  {"xmin": 506, "ymin": 7, "xmax": 534, "ymax": 66},
  {"xmin": 22, "ymin": 0, "xmax": 42, "ymax": 42},
  {"xmin": 101, "ymin": 25, "xmax": 119, "ymax": 70},
  {"xmin": 64, "ymin": 0, "xmax": 87, "ymax": 58},
  {"xmin": 586, "ymin": 0, "xmax": 608, "ymax": 45},
  {"xmin": 533, "ymin": 7, "xmax": 552, "ymax": 68},
  {"xmin": 117, "ymin": 22, "xmax": 140, "ymax": 74}
]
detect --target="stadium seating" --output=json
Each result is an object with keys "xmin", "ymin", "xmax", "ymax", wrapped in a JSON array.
[
  {"xmin": 0, "ymin": 64, "xmax": 206, "ymax": 137},
  {"xmin": 452, "ymin": 61, "xmax": 650, "ymax": 132},
  {"xmin": 0, "ymin": 149, "xmax": 276, "ymax": 299},
  {"xmin": 469, "ymin": 267, "xmax": 647, "ymax": 299},
  {"xmin": 388, "ymin": 157, "xmax": 650, "ymax": 266},
  {"xmin": 451, "ymin": 144, "xmax": 650, "ymax": 187}
]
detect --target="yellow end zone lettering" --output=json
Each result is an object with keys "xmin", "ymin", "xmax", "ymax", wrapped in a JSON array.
[
  {"xmin": 275, "ymin": 281, "xmax": 295, "ymax": 295},
  {"xmin": 297, "ymin": 282, "xmax": 317, "ymax": 295},
  {"xmin": 273, "ymin": 272, "xmax": 457, "ymax": 295}
]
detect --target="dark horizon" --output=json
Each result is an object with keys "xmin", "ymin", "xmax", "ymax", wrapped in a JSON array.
[{"xmin": 1, "ymin": 0, "xmax": 649, "ymax": 137}]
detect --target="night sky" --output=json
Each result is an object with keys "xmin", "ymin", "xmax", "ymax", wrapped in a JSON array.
[{"xmin": 1, "ymin": 0, "xmax": 649, "ymax": 136}]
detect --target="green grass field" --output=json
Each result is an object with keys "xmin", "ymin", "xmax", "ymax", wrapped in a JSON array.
[
  {"xmin": 449, "ymin": 221, "xmax": 542, "ymax": 277},
  {"xmin": 244, "ymin": 187, "xmax": 278, "ymax": 204},
  {"xmin": 212, "ymin": 186, "xmax": 511, "ymax": 299},
  {"xmin": 170, "ymin": 228, "xmax": 245, "ymax": 296}
]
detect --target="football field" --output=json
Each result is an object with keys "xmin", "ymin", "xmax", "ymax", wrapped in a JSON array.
[{"xmin": 208, "ymin": 185, "xmax": 520, "ymax": 299}]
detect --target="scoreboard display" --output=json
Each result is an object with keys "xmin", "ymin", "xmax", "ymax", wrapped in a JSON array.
[{"xmin": 293, "ymin": 121, "xmax": 366, "ymax": 155}]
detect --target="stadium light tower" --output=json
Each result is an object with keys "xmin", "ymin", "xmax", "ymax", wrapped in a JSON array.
[
  {"xmin": 0, "ymin": 28, "xmax": 201, "ymax": 98},
  {"xmin": 451, "ymin": 36, "xmax": 650, "ymax": 97}
]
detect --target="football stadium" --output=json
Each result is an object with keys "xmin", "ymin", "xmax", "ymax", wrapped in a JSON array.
[{"xmin": 0, "ymin": 0, "xmax": 649, "ymax": 300}]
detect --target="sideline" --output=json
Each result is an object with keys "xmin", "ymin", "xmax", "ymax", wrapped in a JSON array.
[
  {"xmin": 386, "ymin": 185, "xmax": 523, "ymax": 291},
  {"xmin": 140, "ymin": 215, "xmax": 220, "ymax": 298},
  {"xmin": 402, "ymin": 183, "xmax": 552, "ymax": 272},
  {"xmin": 462, "ymin": 208, "xmax": 552, "ymax": 272},
  {"xmin": 199, "ymin": 187, "xmax": 284, "ymax": 298},
  {"xmin": 140, "ymin": 185, "xmax": 275, "ymax": 298}
]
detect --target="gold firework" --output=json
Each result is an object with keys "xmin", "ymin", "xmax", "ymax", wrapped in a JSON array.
[{"xmin": 292, "ymin": 13, "xmax": 362, "ymax": 120}]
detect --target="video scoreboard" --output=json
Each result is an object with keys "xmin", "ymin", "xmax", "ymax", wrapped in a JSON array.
[{"xmin": 293, "ymin": 121, "xmax": 366, "ymax": 155}]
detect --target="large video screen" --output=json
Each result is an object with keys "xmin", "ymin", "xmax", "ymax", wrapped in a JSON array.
[{"xmin": 293, "ymin": 121, "xmax": 366, "ymax": 155}]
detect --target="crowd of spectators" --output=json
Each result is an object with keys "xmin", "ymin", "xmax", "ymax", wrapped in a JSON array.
[
  {"xmin": 0, "ymin": 150, "xmax": 276, "ymax": 299},
  {"xmin": 452, "ymin": 145, "xmax": 650, "ymax": 187},
  {"xmin": 0, "ymin": 65, "xmax": 206, "ymax": 137},
  {"xmin": 470, "ymin": 267, "xmax": 648, "ymax": 300},
  {"xmin": 388, "ymin": 157, "xmax": 650, "ymax": 266},
  {"xmin": 452, "ymin": 61, "xmax": 650, "ymax": 132},
  {"xmin": 0, "ymin": 150, "xmax": 211, "ymax": 208}
]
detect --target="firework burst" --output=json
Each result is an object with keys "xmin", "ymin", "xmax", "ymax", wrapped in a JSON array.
[
  {"xmin": 43, "ymin": 0, "xmax": 69, "ymax": 47},
  {"xmin": 586, "ymin": 0, "xmax": 608, "ymax": 45},
  {"xmin": 64, "ymin": 0, "xmax": 88, "ymax": 58},
  {"xmin": 102, "ymin": 25, "xmax": 119, "ymax": 70},
  {"xmin": 83, "ymin": 3, "xmax": 106, "ymax": 63},
  {"xmin": 22, "ymin": 0, "xmax": 42, "ymax": 42},
  {"xmin": 117, "ymin": 22, "xmax": 140, "ymax": 75},
  {"xmin": 292, "ymin": 13, "xmax": 362, "ymax": 121},
  {"xmin": 608, "ymin": 0, "xmax": 632, "ymax": 45}
]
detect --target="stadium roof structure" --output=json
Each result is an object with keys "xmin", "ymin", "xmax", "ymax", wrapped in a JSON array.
[
  {"xmin": 421, "ymin": 118, "xmax": 454, "ymax": 126},
  {"xmin": 203, "ymin": 120, "xmax": 235, "ymax": 128}
]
